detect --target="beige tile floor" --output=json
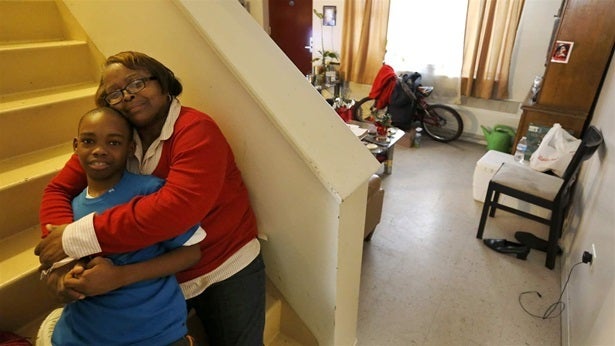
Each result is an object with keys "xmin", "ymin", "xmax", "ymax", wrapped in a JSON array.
[{"xmin": 357, "ymin": 136, "xmax": 561, "ymax": 346}]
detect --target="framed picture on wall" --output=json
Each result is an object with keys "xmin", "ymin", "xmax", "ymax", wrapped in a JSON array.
[
  {"xmin": 550, "ymin": 40, "xmax": 574, "ymax": 64},
  {"xmin": 323, "ymin": 6, "xmax": 336, "ymax": 26}
]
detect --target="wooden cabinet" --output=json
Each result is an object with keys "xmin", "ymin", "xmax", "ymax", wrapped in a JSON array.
[
  {"xmin": 513, "ymin": 0, "xmax": 615, "ymax": 149},
  {"xmin": 517, "ymin": 103, "xmax": 586, "ymax": 139}
]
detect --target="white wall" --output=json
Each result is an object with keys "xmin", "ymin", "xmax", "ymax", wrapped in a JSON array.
[
  {"xmin": 560, "ymin": 55, "xmax": 615, "ymax": 346},
  {"xmin": 244, "ymin": 0, "xmax": 267, "ymax": 28},
  {"xmin": 312, "ymin": 0, "xmax": 344, "ymax": 65},
  {"xmin": 62, "ymin": 0, "xmax": 380, "ymax": 345}
]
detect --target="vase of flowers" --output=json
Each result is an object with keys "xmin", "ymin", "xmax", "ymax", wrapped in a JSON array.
[{"xmin": 374, "ymin": 112, "xmax": 392, "ymax": 141}]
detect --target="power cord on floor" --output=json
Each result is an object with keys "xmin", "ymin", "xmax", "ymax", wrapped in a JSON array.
[{"xmin": 518, "ymin": 261, "xmax": 585, "ymax": 319}]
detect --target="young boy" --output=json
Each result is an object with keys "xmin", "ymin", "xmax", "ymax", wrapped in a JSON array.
[{"xmin": 38, "ymin": 107, "xmax": 204, "ymax": 345}]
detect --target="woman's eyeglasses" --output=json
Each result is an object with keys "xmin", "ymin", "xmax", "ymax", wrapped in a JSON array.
[{"xmin": 104, "ymin": 76, "xmax": 157, "ymax": 105}]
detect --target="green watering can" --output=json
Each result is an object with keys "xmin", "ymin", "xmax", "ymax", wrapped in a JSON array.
[{"xmin": 481, "ymin": 125, "xmax": 516, "ymax": 153}]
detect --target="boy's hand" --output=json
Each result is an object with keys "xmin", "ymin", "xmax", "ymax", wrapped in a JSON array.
[
  {"xmin": 64, "ymin": 257, "xmax": 123, "ymax": 297},
  {"xmin": 68, "ymin": 261, "xmax": 86, "ymax": 279},
  {"xmin": 35, "ymin": 224, "xmax": 69, "ymax": 269}
]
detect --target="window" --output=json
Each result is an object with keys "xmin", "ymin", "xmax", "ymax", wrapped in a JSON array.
[
  {"xmin": 385, "ymin": 0, "xmax": 524, "ymax": 101},
  {"xmin": 384, "ymin": 0, "xmax": 468, "ymax": 102}
]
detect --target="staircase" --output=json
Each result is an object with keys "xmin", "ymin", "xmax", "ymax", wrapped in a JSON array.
[
  {"xmin": 0, "ymin": 0, "xmax": 101, "ymax": 339},
  {"xmin": 0, "ymin": 1, "xmax": 315, "ymax": 345}
]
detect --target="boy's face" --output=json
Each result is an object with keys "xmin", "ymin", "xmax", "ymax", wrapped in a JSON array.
[{"xmin": 73, "ymin": 110, "xmax": 134, "ymax": 184}]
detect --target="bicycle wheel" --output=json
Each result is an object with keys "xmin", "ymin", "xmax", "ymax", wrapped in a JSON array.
[
  {"xmin": 352, "ymin": 97, "xmax": 378, "ymax": 122},
  {"xmin": 421, "ymin": 104, "xmax": 463, "ymax": 142}
]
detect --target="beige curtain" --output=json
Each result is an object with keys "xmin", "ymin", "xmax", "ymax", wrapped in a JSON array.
[
  {"xmin": 461, "ymin": 0, "xmax": 525, "ymax": 99},
  {"xmin": 340, "ymin": 0, "xmax": 391, "ymax": 84}
]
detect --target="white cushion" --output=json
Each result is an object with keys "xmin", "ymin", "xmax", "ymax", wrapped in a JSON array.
[{"xmin": 491, "ymin": 163, "xmax": 563, "ymax": 201}]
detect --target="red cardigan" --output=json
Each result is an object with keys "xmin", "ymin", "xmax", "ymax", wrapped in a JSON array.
[
  {"xmin": 39, "ymin": 106, "xmax": 258, "ymax": 282},
  {"xmin": 368, "ymin": 64, "xmax": 397, "ymax": 110}
]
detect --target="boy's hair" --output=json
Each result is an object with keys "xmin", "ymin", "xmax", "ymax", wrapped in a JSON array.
[
  {"xmin": 95, "ymin": 51, "xmax": 183, "ymax": 107},
  {"xmin": 78, "ymin": 107, "xmax": 133, "ymax": 140}
]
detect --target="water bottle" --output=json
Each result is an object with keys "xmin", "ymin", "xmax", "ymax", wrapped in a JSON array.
[
  {"xmin": 414, "ymin": 127, "xmax": 422, "ymax": 148},
  {"xmin": 514, "ymin": 136, "xmax": 527, "ymax": 163}
]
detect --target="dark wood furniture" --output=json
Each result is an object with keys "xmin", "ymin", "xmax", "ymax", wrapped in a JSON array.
[{"xmin": 513, "ymin": 0, "xmax": 615, "ymax": 149}]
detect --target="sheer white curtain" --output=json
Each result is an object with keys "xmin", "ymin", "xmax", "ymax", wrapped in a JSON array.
[{"xmin": 384, "ymin": 0, "xmax": 468, "ymax": 103}]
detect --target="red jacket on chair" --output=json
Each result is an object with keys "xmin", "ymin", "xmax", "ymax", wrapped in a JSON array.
[{"xmin": 368, "ymin": 64, "xmax": 397, "ymax": 109}]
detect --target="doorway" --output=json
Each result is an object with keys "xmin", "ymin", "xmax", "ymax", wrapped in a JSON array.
[{"xmin": 268, "ymin": 0, "xmax": 313, "ymax": 75}]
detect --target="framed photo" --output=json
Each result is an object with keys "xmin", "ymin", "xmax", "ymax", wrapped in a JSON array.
[
  {"xmin": 550, "ymin": 40, "xmax": 574, "ymax": 64},
  {"xmin": 323, "ymin": 6, "xmax": 336, "ymax": 26}
]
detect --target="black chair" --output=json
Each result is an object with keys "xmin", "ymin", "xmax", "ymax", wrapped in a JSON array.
[{"xmin": 476, "ymin": 126, "xmax": 603, "ymax": 269}]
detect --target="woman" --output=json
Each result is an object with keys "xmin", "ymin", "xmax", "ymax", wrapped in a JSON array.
[{"xmin": 36, "ymin": 51, "xmax": 265, "ymax": 345}]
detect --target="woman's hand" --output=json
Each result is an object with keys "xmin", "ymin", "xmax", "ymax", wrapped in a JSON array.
[
  {"xmin": 64, "ymin": 257, "xmax": 125, "ymax": 297},
  {"xmin": 34, "ymin": 224, "xmax": 69, "ymax": 269},
  {"xmin": 41, "ymin": 261, "xmax": 86, "ymax": 303}
]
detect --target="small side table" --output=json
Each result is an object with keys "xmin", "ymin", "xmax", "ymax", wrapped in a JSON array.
[{"xmin": 355, "ymin": 123, "xmax": 405, "ymax": 174}]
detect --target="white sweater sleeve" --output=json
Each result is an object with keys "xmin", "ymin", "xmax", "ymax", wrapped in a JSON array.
[{"xmin": 62, "ymin": 212, "xmax": 102, "ymax": 258}]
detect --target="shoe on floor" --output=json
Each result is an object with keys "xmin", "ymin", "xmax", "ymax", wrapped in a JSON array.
[
  {"xmin": 483, "ymin": 238, "xmax": 530, "ymax": 260},
  {"xmin": 514, "ymin": 231, "xmax": 562, "ymax": 254}
]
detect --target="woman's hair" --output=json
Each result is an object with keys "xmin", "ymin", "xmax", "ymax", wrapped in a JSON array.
[{"xmin": 95, "ymin": 51, "xmax": 183, "ymax": 107}]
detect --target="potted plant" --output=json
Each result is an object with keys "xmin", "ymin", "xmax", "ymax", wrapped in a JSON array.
[{"xmin": 312, "ymin": 9, "xmax": 339, "ymax": 83}]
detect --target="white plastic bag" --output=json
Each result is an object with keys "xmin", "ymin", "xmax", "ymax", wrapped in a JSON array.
[{"xmin": 529, "ymin": 123, "xmax": 581, "ymax": 177}]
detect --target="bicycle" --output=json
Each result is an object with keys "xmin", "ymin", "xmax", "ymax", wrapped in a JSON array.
[{"xmin": 352, "ymin": 72, "xmax": 464, "ymax": 143}]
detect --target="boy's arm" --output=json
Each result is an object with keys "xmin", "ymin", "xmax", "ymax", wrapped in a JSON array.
[
  {"xmin": 63, "ymin": 244, "xmax": 201, "ymax": 297},
  {"xmin": 56, "ymin": 224, "xmax": 203, "ymax": 298}
]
